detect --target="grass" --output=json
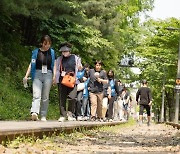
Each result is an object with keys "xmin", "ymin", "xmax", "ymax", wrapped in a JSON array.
[{"xmin": 0, "ymin": 66, "xmax": 59, "ymax": 120}]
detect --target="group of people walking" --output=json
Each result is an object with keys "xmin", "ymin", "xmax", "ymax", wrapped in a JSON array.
[
  {"xmin": 23, "ymin": 35, "xmax": 133, "ymax": 122},
  {"xmin": 23, "ymin": 35, "xmax": 152, "ymax": 125}
]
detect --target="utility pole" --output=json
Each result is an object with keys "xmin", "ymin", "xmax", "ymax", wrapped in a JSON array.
[
  {"xmin": 175, "ymin": 37, "xmax": 180, "ymax": 123},
  {"xmin": 166, "ymin": 27, "xmax": 180, "ymax": 123},
  {"xmin": 161, "ymin": 67, "xmax": 165, "ymax": 122}
]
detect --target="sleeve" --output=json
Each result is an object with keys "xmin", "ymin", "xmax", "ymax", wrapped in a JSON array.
[
  {"xmin": 102, "ymin": 70, "xmax": 107, "ymax": 79},
  {"xmin": 74, "ymin": 55, "xmax": 82, "ymax": 82},
  {"xmin": 76, "ymin": 56, "xmax": 82, "ymax": 69},
  {"xmin": 136, "ymin": 89, "xmax": 140, "ymax": 102},
  {"xmin": 55, "ymin": 56, "xmax": 62, "ymax": 84}
]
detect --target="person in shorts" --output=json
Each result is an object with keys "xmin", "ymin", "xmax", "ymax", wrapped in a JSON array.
[{"xmin": 136, "ymin": 79, "xmax": 152, "ymax": 126}]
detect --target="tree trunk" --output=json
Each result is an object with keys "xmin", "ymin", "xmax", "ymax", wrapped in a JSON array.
[{"xmin": 166, "ymin": 90, "xmax": 175, "ymax": 122}]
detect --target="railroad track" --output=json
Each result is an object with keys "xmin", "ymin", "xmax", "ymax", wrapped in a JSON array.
[
  {"xmin": 0, "ymin": 120, "xmax": 126, "ymax": 144},
  {"xmin": 1, "ymin": 120, "xmax": 179, "ymax": 145}
]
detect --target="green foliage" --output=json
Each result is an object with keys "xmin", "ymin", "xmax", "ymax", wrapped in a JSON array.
[
  {"xmin": 0, "ymin": 47, "xmax": 32, "ymax": 120},
  {"xmin": 0, "ymin": 0, "xmax": 154, "ymax": 120},
  {"xmin": 135, "ymin": 18, "xmax": 180, "ymax": 120},
  {"xmin": 40, "ymin": 18, "xmax": 115, "ymax": 66}
]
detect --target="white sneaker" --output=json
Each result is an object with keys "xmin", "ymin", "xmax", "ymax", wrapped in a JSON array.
[
  {"xmin": 58, "ymin": 117, "xmax": 66, "ymax": 122},
  {"xmin": 83, "ymin": 116, "xmax": 88, "ymax": 121},
  {"xmin": 68, "ymin": 116, "xmax": 76, "ymax": 121},
  {"xmin": 99, "ymin": 118, "xmax": 104, "ymax": 122},
  {"xmin": 77, "ymin": 116, "xmax": 83, "ymax": 121},
  {"xmin": 108, "ymin": 119, "xmax": 113, "ymax": 122},
  {"xmin": 67, "ymin": 111, "xmax": 73, "ymax": 117},
  {"xmin": 41, "ymin": 117, "xmax": 47, "ymax": 122},
  {"xmin": 113, "ymin": 117, "xmax": 119, "ymax": 121},
  {"xmin": 31, "ymin": 113, "xmax": 38, "ymax": 121}
]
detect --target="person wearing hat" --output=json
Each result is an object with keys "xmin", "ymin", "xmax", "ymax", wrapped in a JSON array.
[
  {"xmin": 136, "ymin": 79, "xmax": 152, "ymax": 126},
  {"xmin": 55, "ymin": 42, "xmax": 82, "ymax": 122}
]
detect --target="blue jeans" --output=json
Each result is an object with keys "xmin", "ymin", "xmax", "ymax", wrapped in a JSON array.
[
  {"xmin": 82, "ymin": 97, "xmax": 90, "ymax": 117},
  {"xmin": 31, "ymin": 70, "xmax": 53, "ymax": 118}
]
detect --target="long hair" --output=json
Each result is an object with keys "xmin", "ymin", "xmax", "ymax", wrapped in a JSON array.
[
  {"xmin": 84, "ymin": 63, "xmax": 90, "ymax": 78},
  {"xmin": 107, "ymin": 70, "xmax": 114, "ymax": 79}
]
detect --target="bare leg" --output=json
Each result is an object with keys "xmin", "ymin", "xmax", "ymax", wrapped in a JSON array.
[
  {"xmin": 147, "ymin": 116, "xmax": 151, "ymax": 126},
  {"xmin": 139, "ymin": 115, "xmax": 143, "ymax": 125}
]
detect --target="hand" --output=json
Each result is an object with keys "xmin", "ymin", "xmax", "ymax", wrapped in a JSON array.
[
  {"xmin": 83, "ymin": 77, "xmax": 87, "ymax": 81},
  {"xmin": 94, "ymin": 72, "xmax": 100, "ymax": 78},
  {"xmin": 148, "ymin": 102, "xmax": 152, "ymax": 106},
  {"xmin": 97, "ymin": 78, "xmax": 102, "ymax": 83},
  {"xmin": 108, "ymin": 95, "xmax": 111, "ymax": 99},
  {"xmin": 78, "ymin": 66, "xmax": 83, "ymax": 70},
  {"xmin": 23, "ymin": 77, "xmax": 28, "ymax": 84},
  {"xmin": 23, "ymin": 77, "xmax": 29, "ymax": 88}
]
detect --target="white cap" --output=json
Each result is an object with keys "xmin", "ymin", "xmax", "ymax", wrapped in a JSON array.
[{"xmin": 59, "ymin": 46, "xmax": 71, "ymax": 52}]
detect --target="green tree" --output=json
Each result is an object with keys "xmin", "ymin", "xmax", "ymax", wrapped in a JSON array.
[
  {"xmin": 0, "ymin": 0, "xmax": 155, "ymax": 120},
  {"xmin": 136, "ymin": 18, "xmax": 180, "ymax": 121}
]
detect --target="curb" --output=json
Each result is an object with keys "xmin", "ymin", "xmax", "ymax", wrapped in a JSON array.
[{"xmin": 0, "ymin": 121, "xmax": 126, "ymax": 144}]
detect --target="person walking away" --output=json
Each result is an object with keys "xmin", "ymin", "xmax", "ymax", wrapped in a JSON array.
[
  {"xmin": 23, "ymin": 35, "xmax": 56, "ymax": 122},
  {"xmin": 106, "ymin": 70, "xmax": 119, "ymax": 122},
  {"xmin": 88, "ymin": 60, "xmax": 108, "ymax": 121},
  {"xmin": 136, "ymin": 79, "xmax": 152, "ymax": 126},
  {"xmin": 55, "ymin": 42, "xmax": 82, "ymax": 122}
]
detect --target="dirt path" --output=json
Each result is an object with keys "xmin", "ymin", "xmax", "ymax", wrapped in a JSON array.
[
  {"xmin": 1, "ymin": 123, "xmax": 180, "ymax": 153},
  {"xmin": 59, "ymin": 123, "xmax": 180, "ymax": 154}
]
